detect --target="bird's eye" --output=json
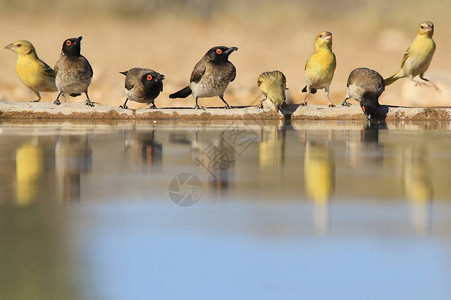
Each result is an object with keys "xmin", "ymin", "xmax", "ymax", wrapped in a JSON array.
[
  {"xmin": 147, "ymin": 74, "xmax": 153, "ymax": 80},
  {"xmin": 66, "ymin": 40, "xmax": 72, "ymax": 46},
  {"xmin": 362, "ymin": 106, "xmax": 366, "ymax": 113},
  {"xmin": 216, "ymin": 49, "xmax": 223, "ymax": 55},
  {"xmin": 420, "ymin": 26, "xmax": 424, "ymax": 29},
  {"xmin": 16, "ymin": 43, "xmax": 22, "ymax": 47}
]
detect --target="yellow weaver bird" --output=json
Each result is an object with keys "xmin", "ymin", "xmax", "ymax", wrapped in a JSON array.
[
  {"xmin": 384, "ymin": 21, "xmax": 437, "ymax": 90},
  {"xmin": 257, "ymin": 70, "xmax": 287, "ymax": 110},
  {"xmin": 5, "ymin": 40, "xmax": 57, "ymax": 102},
  {"xmin": 302, "ymin": 31, "xmax": 336, "ymax": 107}
]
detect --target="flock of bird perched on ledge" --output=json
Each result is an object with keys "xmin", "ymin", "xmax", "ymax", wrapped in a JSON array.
[{"xmin": 5, "ymin": 21, "xmax": 438, "ymax": 120}]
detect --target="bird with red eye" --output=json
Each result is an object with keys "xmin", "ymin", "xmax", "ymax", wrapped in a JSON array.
[
  {"xmin": 169, "ymin": 45, "xmax": 238, "ymax": 109},
  {"xmin": 119, "ymin": 68, "xmax": 165, "ymax": 109},
  {"xmin": 54, "ymin": 36, "xmax": 95, "ymax": 106}
]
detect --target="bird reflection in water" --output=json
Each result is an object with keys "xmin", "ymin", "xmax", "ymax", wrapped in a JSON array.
[
  {"xmin": 124, "ymin": 129, "xmax": 162, "ymax": 173},
  {"xmin": 171, "ymin": 129, "xmax": 237, "ymax": 197},
  {"xmin": 304, "ymin": 142, "xmax": 335, "ymax": 234},
  {"xmin": 192, "ymin": 134, "xmax": 235, "ymax": 196},
  {"xmin": 15, "ymin": 139, "xmax": 44, "ymax": 206},
  {"xmin": 347, "ymin": 120, "xmax": 387, "ymax": 168},
  {"xmin": 55, "ymin": 136, "xmax": 92, "ymax": 203},
  {"xmin": 402, "ymin": 146, "xmax": 433, "ymax": 236},
  {"xmin": 258, "ymin": 122, "xmax": 289, "ymax": 192}
]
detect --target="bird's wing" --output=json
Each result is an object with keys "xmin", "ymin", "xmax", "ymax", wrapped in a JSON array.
[
  {"xmin": 124, "ymin": 77, "xmax": 134, "ymax": 91},
  {"xmin": 40, "ymin": 60, "xmax": 55, "ymax": 78},
  {"xmin": 230, "ymin": 64, "xmax": 236, "ymax": 82},
  {"xmin": 81, "ymin": 55, "xmax": 93, "ymax": 78},
  {"xmin": 190, "ymin": 61, "xmax": 206, "ymax": 83},
  {"xmin": 400, "ymin": 47, "xmax": 410, "ymax": 68}
]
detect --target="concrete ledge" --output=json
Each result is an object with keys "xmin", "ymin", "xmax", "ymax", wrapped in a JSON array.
[
  {"xmin": 0, "ymin": 101, "xmax": 283, "ymax": 120},
  {"xmin": 1, "ymin": 101, "xmax": 450, "ymax": 121},
  {"xmin": 290, "ymin": 104, "xmax": 451, "ymax": 121}
]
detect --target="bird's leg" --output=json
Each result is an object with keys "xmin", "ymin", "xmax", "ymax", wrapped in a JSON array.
[
  {"xmin": 325, "ymin": 87, "xmax": 335, "ymax": 107},
  {"xmin": 194, "ymin": 97, "xmax": 200, "ymax": 109},
  {"xmin": 220, "ymin": 96, "xmax": 231, "ymax": 109},
  {"xmin": 149, "ymin": 102, "xmax": 157, "ymax": 109},
  {"xmin": 258, "ymin": 98, "xmax": 266, "ymax": 109},
  {"xmin": 54, "ymin": 92, "xmax": 63, "ymax": 105},
  {"xmin": 301, "ymin": 87, "xmax": 310, "ymax": 106},
  {"xmin": 33, "ymin": 91, "xmax": 41, "ymax": 103},
  {"xmin": 120, "ymin": 99, "xmax": 129, "ymax": 109},
  {"xmin": 341, "ymin": 93, "xmax": 351, "ymax": 107},
  {"xmin": 85, "ymin": 91, "xmax": 95, "ymax": 107},
  {"xmin": 410, "ymin": 75, "xmax": 426, "ymax": 87},
  {"xmin": 420, "ymin": 74, "xmax": 441, "ymax": 92}
]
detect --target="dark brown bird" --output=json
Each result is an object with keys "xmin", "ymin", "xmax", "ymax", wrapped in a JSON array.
[
  {"xmin": 169, "ymin": 46, "xmax": 238, "ymax": 109},
  {"xmin": 54, "ymin": 36, "xmax": 94, "ymax": 106},
  {"xmin": 343, "ymin": 68, "xmax": 385, "ymax": 120},
  {"xmin": 342, "ymin": 67, "xmax": 384, "ymax": 106},
  {"xmin": 119, "ymin": 68, "xmax": 164, "ymax": 109}
]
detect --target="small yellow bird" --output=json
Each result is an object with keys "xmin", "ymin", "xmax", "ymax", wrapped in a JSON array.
[
  {"xmin": 302, "ymin": 31, "xmax": 336, "ymax": 107},
  {"xmin": 384, "ymin": 21, "xmax": 437, "ymax": 89},
  {"xmin": 5, "ymin": 40, "xmax": 57, "ymax": 102},
  {"xmin": 257, "ymin": 70, "xmax": 287, "ymax": 110}
]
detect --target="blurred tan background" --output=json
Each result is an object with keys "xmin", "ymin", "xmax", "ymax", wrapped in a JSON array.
[{"xmin": 0, "ymin": 0, "xmax": 450, "ymax": 108}]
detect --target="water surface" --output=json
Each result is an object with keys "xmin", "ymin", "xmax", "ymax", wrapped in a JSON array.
[{"xmin": 1, "ymin": 120, "xmax": 450, "ymax": 299}]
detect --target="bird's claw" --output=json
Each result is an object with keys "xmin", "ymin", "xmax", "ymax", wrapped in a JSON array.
[
  {"xmin": 33, "ymin": 99, "xmax": 40, "ymax": 103},
  {"xmin": 86, "ymin": 101, "xmax": 95, "ymax": 107},
  {"xmin": 342, "ymin": 102, "xmax": 351, "ymax": 107},
  {"xmin": 328, "ymin": 104, "xmax": 336, "ymax": 108},
  {"xmin": 119, "ymin": 105, "xmax": 128, "ymax": 109},
  {"xmin": 225, "ymin": 104, "xmax": 231, "ymax": 109},
  {"xmin": 301, "ymin": 102, "xmax": 308, "ymax": 106},
  {"xmin": 53, "ymin": 99, "xmax": 61, "ymax": 105}
]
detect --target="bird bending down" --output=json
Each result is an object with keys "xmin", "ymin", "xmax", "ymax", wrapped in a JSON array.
[
  {"xmin": 54, "ymin": 36, "xmax": 94, "ymax": 106},
  {"xmin": 4, "ymin": 40, "xmax": 57, "ymax": 102},
  {"xmin": 119, "ymin": 68, "xmax": 164, "ymax": 109},
  {"xmin": 343, "ymin": 68, "xmax": 385, "ymax": 120},
  {"xmin": 302, "ymin": 31, "xmax": 336, "ymax": 107},
  {"xmin": 257, "ymin": 70, "xmax": 287, "ymax": 110},
  {"xmin": 384, "ymin": 21, "xmax": 438, "ymax": 90},
  {"xmin": 169, "ymin": 46, "xmax": 238, "ymax": 109}
]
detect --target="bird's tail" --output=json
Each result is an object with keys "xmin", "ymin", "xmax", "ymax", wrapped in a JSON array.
[
  {"xmin": 383, "ymin": 71, "xmax": 403, "ymax": 86},
  {"xmin": 169, "ymin": 86, "xmax": 192, "ymax": 98},
  {"xmin": 302, "ymin": 86, "xmax": 317, "ymax": 94},
  {"xmin": 119, "ymin": 71, "xmax": 128, "ymax": 76}
]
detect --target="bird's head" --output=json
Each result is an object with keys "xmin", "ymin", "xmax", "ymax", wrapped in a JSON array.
[
  {"xmin": 4, "ymin": 40, "xmax": 36, "ymax": 56},
  {"xmin": 418, "ymin": 21, "xmax": 434, "ymax": 37},
  {"xmin": 141, "ymin": 71, "xmax": 165, "ymax": 89},
  {"xmin": 314, "ymin": 31, "xmax": 333, "ymax": 49},
  {"xmin": 360, "ymin": 92, "xmax": 380, "ymax": 121},
  {"xmin": 62, "ymin": 36, "xmax": 82, "ymax": 56},
  {"xmin": 206, "ymin": 46, "xmax": 238, "ymax": 64}
]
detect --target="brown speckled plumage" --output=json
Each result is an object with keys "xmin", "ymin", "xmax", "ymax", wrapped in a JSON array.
[
  {"xmin": 54, "ymin": 36, "xmax": 94, "ymax": 106},
  {"xmin": 120, "ymin": 68, "xmax": 164, "ymax": 109},
  {"xmin": 343, "ymin": 67, "xmax": 384, "ymax": 106},
  {"xmin": 169, "ymin": 46, "xmax": 238, "ymax": 109}
]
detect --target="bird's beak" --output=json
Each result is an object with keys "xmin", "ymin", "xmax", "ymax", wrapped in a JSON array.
[
  {"xmin": 224, "ymin": 47, "xmax": 238, "ymax": 55},
  {"xmin": 76, "ymin": 36, "xmax": 83, "ymax": 43},
  {"xmin": 4, "ymin": 43, "xmax": 15, "ymax": 51},
  {"xmin": 323, "ymin": 32, "xmax": 332, "ymax": 40},
  {"xmin": 156, "ymin": 74, "xmax": 165, "ymax": 81}
]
